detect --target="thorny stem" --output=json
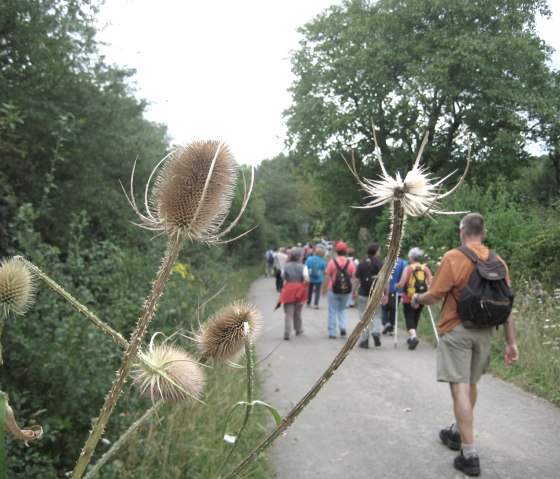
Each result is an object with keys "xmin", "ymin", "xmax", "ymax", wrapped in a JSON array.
[
  {"xmin": 71, "ymin": 238, "xmax": 184, "ymax": 479},
  {"xmin": 223, "ymin": 202, "xmax": 406, "ymax": 479},
  {"xmin": 218, "ymin": 323, "xmax": 254, "ymax": 474},
  {"xmin": 84, "ymin": 400, "xmax": 164, "ymax": 479},
  {"xmin": 16, "ymin": 257, "xmax": 128, "ymax": 349}
]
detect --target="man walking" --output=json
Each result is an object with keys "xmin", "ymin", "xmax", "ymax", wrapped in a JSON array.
[{"xmin": 411, "ymin": 213, "xmax": 519, "ymax": 477}]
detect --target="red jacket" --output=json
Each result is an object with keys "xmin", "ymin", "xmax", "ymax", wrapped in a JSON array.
[{"xmin": 275, "ymin": 282, "xmax": 308, "ymax": 309}]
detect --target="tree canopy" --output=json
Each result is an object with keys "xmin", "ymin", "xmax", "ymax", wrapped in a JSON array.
[{"xmin": 285, "ymin": 0, "xmax": 557, "ymax": 183}]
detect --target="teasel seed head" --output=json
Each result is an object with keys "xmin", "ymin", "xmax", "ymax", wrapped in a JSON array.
[
  {"xmin": 348, "ymin": 129, "xmax": 470, "ymax": 217},
  {"xmin": 132, "ymin": 343, "xmax": 205, "ymax": 404},
  {"xmin": 0, "ymin": 257, "xmax": 36, "ymax": 316},
  {"xmin": 196, "ymin": 299, "xmax": 263, "ymax": 362},
  {"xmin": 124, "ymin": 140, "xmax": 255, "ymax": 244}
]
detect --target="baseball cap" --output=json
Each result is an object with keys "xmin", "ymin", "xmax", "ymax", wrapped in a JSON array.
[{"xmin": 335, "ymin": 241, "xmax": 348, "ymax": 254}]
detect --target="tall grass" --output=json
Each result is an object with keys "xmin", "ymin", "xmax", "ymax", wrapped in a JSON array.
[{"xmin": 96, "ymin": 264, "xmax": 274, "ymax": 479}]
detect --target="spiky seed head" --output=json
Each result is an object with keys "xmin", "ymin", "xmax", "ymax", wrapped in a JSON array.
[
  {"xmin": 132, "ymin": 344, "xmax": 205, "ymax": 404},
  {"xmin": 196, "ymin": 299, "xmax": 263, "ymax": 362},
  {"xmin": 154, "ymin": 140, "xmax": 238, "ymax": 239},
  {"xmin": 0, "ymin": 257, "xmax": 36, "ymax": 316}
]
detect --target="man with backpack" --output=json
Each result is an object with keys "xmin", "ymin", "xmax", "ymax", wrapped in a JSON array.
[
  {"xmin": 411, "ymin": 213, "xmax": 519, "ymax": 477},
  {"xmin": 322, "ymin": 241, "xmax": 356, "ymax": 339},
  {"xmin": 352, "ymin": 242, "xmax": 384, "ymax": 348},
  {"xmin": 395, "ymin": 247, "xmax": 432, "ymax": 350}
]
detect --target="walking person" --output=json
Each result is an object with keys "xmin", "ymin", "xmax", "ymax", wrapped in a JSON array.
[
  {"xmin": 305, "ymin": 245, "xmax": 327, "ymax": 309},
  {"xmin": 276, "ymin": 247, "xmax": 309, "ymax": 340},
  {"xmin": 412, "ymin": 213, "xmax": 519, "ymax": 476},
  {"xmin": 273, "ymin": 247, "xmax": 288, "ymax": 292},
  {"xmin": 352, "ymin": 242, "xmax": 384, "ymax": 349},
  {"xmin": 264, "ymin": 248, "xmax": 275, "ymax": 277},
  {"xmin": 322, "ymin": 241, "xmax": 356, "ymax": 339},
  {"xmin": 381, "ymin": 256, "xmax": 407, "ymax": 335},
  {"xmin": 395, "ymin": 247, "xmax": 432, "ymax": 350}
]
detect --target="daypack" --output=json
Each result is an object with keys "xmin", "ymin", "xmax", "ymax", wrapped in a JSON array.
[
  {"xmin": 266, "ymin": 250, "xmax": 274, "ymax": 265},
  {"xmin": 332, "ymin": 259, "xmax": 352, "ymax": 294},
  {"xmin": 361, "ymin": 258, "xmax": 379, "ymax": 295},
  {"xmin": 406, "ymin": 265, "xmax": 428, "ymax": 299},
  {"xmin": 456, "ymin": 246, "xmax": 514, "ymax": 328}
]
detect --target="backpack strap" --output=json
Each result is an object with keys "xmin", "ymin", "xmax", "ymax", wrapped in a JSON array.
[
  {"xmin": 334, "ymin": 259, "xmax": 349, "ymax": 272},
  {"xmin": 458, "ymin": 246, "xmax": 496, "ymax": 263}
]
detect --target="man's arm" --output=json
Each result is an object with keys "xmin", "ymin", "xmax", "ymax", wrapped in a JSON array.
[
  {"xmin": 411, "ymin": 292, "xmax": 440, "ymax": 306},
  {"xmin": 504, "ymin": 313, "xmax": 519, "ymax": 365}
]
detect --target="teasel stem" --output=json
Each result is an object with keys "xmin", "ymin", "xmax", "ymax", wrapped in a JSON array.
[
  {"xmin": 84, "ymin": 400, "xmax": 164, "ymax": 479},
  {"xmin": 223, "ymin": 202, "xmax": 406, "ymax": 479},
  {"xmin": 72, "ymin": 238, "xmax": 184, "ymax": 479},
  {"xmin": 218, "ymin": 323, "xmax": 254, "ymax": 474},
  {"xmin": 16, "ymin": 257, "xmax": 128, "ymax": 349}
]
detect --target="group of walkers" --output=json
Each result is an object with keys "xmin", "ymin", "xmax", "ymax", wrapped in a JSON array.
[
  {"xmin": 265, "ymin": 213, "xmax": 519, "ymax": 477},
  {"xmin": 269, "ymin": 239, "xmax": 433, "ymax": 351}
]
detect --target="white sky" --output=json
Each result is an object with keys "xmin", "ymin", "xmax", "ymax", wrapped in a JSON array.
[{"xmin": 97, "ymin": 1, "xmax": 560, "ymax": 167}]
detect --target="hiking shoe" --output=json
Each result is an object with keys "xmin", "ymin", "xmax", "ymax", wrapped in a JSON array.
[
  {"xmin": 340, "ymin": 330, "xmax": 347, "ymax": 336},
  {"xmin": 408, "ymin": 336, "xmax": 419, "ymax": 350},
  {"xmin": 439, "ymin": 425, "xmax": 461, "ymax": 451},
  {"xmin": 372, "ymin": 333, "xmax": 381, "ymax": 347},
  {"xmin": 358, "ymin": 339, "xmax": 369, "ymax": 349},
  {"xmin": 314, "ymin": 305, "xmax": 319, "ymax": 309},
  {"xmin": 454, "ymin": 451, "xmax": 480, "ymax": 477},
  {"xmin": 382, "ymin": 324, "xmax": 392, "ymax": 335},
  {"xmin": 284, "ymin": 334, "xmax": 290, "ymax": 340},
  {"xmin": 296, "ymin": 330, "xmax": 304, "ymax": 335},
  {"xmin": 328, "ymin": 335, "xmax": 337, "ymax": 339}
]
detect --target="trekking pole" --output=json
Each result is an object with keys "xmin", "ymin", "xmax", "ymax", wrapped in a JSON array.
[
  {"xmin": 427, "ymin": 306, "xmax": 439, "ymax": 343},
  {"xmin": 394, "ymin": 293, "xmax": 399, "ymax": 348}
]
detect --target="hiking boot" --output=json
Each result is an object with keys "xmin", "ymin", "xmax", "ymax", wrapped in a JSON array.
[
  {"xmin": 454, "ymin": 451, "xmax": 480, "ymax": 477},
  {"xmin": 408, "ymin": 336, "xmax": 419, "ymax": 350},
  {"xmin": 296, "ymin": 330, "xmax": 304, "ymax": 335},
  {"xmin": 340, "ymin": 330, "xmax": 347, "ymax": 337},
  {"xmin": 439, "ymin": 425, "xmax": 461, "ymax": 451},
  {"xmin": 314, "ymin": 305, "xmax": 319, "ymax": 309},
  {"xmin": 284, "ymin": 334, "xmax": 290, "ymax": 340},
  {"xmin": 358, "ymin": 339, "xmax": 369, "ymax": 349},
  {"xmin": 382, "ymin": 324, "xmax": 392, "ymax": 335},
  {"xmin": 372, "ymin": 333, "xmax": 381, "ymax": 347},
  {"xmin": 328, "ymin": 335, "xmax": 337, "ymax": 339}
]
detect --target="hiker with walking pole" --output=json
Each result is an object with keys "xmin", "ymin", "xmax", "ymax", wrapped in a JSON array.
[{"xmin": 412, "ymin": 213, "xmax": 518, "ymax": 477}]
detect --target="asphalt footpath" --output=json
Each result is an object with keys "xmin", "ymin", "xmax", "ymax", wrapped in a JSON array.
[{"xmin": 249, "ymin": 275, "xmax": 560, "ymax": 479}]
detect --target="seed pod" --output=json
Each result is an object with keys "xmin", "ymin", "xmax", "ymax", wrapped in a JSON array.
[
  {"xmin": 0, "ymin": 257, "xmax": 36, "ymax": 316},
  {"xmin": 154, "ymin": 140, "xmax": 238, "ymax": 239},
  {"xmin": 197, "ymin": 299, "xmax": 262, "ymax": 362},
  {"xmin": 132, "ymin": 344, "xmax": 205, "ymax": 404}
]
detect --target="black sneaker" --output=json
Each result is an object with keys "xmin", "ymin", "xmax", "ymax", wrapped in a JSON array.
[
  {"xmin": 358, "ymin": 339, "xmax": 369, "ymax": 349},
  {"xmin": 454, "ymin": 451, "xmax": 480, "ymax": 477},
  {"xmin": 372, "ymin": 333, "xmax": 381, "ymax": 347},
  {"xmin": 408, "ymin": 336, "xmax": 419, "ymax": 350},
  {"xmin": 340, "ymin": 330, "xmax": 347, "ymax": 337},
  {"xmin": 382, "ymin": 324, "xmax": 391, "ymax": 335},
  {"xmin": 439, "ymin": 425, "xmax": 461, "ymax": 451}
]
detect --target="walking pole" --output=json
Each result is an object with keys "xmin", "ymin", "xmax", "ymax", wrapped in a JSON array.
[
  {"xmin": 394, "ymin": 293, "xmax": 399, "ymax": 348},
  {"xmin": 427, "ymin": 305, "xmax": 439, "ymax": 343}
]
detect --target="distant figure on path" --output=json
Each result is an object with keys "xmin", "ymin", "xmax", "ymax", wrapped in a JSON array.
[
  {"xmin": 352, "ymin": 242, "xmax": 384, "ymax": 349},
  {"xmin": 305, "ymin": 245, "xmax": 327, "ymax": 309},
  {"xmin": 382, "ymin": 256, "xmax": 407, "ymax": 334},
  {"xmin": 322, "ymin": 241, "xmax": 356, "ymax": 339},
  {"xmin": 264, "ymin": 248, "xmax": 275, "ymax": 277},
  {"xmin": 395, "ymin": 247, "xmax": 432, "ymax": 350},
  {"xmin": 276, "ymin": 247, "xmax": 309, "ymax": 340},
  {"xmin": 412, "ymin": 213, "xmax": 519, "ymax": 477},
  {"xmin": 273, "ymin": 247, "xmax": 288, "ymax": 292}
]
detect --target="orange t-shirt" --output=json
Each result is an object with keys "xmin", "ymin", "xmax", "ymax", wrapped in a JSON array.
[{"xmin": 428, "ymin": 243, "xmax": 510, "ymax": 335}]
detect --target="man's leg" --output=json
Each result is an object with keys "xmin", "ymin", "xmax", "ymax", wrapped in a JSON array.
[{"xmin": 450, "ymin": 382, "xmax": 477, "ymax": 445}]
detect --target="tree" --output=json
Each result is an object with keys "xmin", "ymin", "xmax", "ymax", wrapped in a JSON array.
[{"xmin": 285, "ymin": 0, "xmax": 556, "ymax": 185}]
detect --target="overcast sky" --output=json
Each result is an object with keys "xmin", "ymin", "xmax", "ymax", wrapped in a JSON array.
[{"xmin": 97, "ymin": 1, "xmax": 560, "ymax": 167}]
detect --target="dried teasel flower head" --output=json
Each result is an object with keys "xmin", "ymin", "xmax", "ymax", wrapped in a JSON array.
[
  {"xmin": 348, "ymin": 129, "xmax": 470, "ymax": 217},
  {"xmin": 196, "ymin": 299, "xmax": 263, "ymax": 362},
  {"xmin": 125, "ymin": 140, "xmax": 254, "ymax": 243},
  {"xmin": 0, "ymin": 257, "xmax": 36, "ymax": 316},
  {"xmin": 132, "ymin": 339, "xmax": 205, "ymax": 404}
]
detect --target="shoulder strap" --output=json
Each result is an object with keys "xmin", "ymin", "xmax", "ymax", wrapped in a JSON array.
[{"xmin": 458, "ymin": 246, "xmax": 478, "ymax": 263}]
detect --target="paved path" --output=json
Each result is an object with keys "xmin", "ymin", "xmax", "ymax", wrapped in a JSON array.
[{"xmin": 250, "ymin": 276, "xmax": 560, "ymax": 479}]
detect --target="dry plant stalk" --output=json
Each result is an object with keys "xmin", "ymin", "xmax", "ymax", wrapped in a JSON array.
[
  {"xmin": 223, "ymin": 130, "xmax": 470, "ymax": 478},
  {"xmin": 72, "ymin": 140, "xmax": 253, "ymax": 479}
]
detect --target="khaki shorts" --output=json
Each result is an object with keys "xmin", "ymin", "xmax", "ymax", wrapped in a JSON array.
[{"xmin": 437, "ymin": 323, "xmax": 495, "ymax": 384}]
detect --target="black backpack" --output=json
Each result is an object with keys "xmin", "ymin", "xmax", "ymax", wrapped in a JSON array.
[
  {"xmin": 361, "ymin": 258, "xmax": 379, "ymax": 295},
  {"xmin": 332, "ymin": 259, "xmax": 352, "ymax": 294},
  {"xmin": 456, "ymin": 246, "xmax": 514, "ymax": 328}
]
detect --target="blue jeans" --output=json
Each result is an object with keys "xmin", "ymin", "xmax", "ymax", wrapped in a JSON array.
[
  {"xmin": 327, "ymin": 291, "xmax": 350, "ymax": 336},
  {"xmin": 307, "ymin": 282, "xmax": 321, "ymax": 306},
  {"xmin": 358, "ymin": 295, "xmax": 382, "ymax": 341}
]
